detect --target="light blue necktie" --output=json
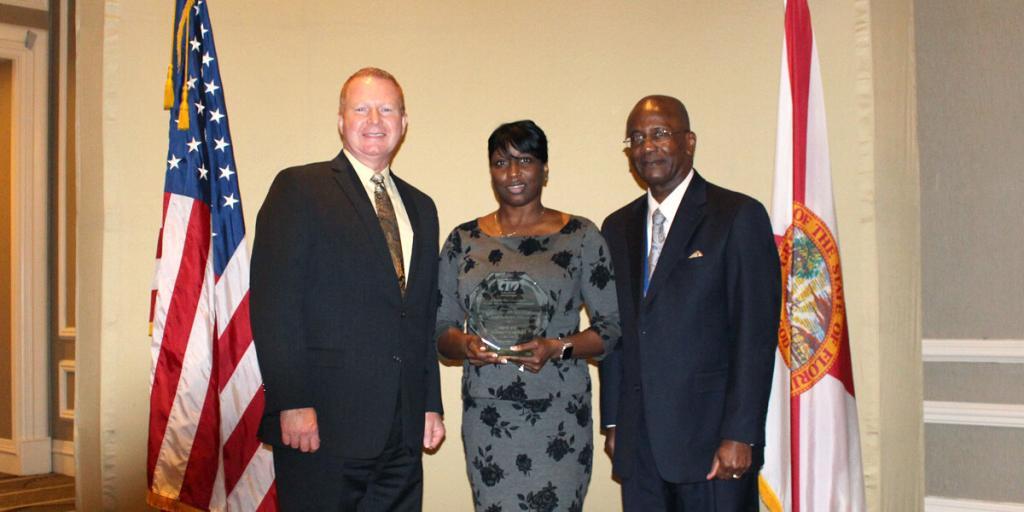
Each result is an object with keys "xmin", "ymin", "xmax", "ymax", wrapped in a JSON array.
[{"xmin": 647, "ymin": 208, "xmax": 667, "ymax": 286}]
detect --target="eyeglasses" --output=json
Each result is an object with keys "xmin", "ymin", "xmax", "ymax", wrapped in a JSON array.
[{"xmin": 623, "ymin": 128, "xmax": 687, "ymax": 149}]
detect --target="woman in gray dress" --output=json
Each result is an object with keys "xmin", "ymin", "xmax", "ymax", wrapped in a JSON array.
[{"xmin": 436, "ymin": 120, "xmax": 621, "ymax": 512}]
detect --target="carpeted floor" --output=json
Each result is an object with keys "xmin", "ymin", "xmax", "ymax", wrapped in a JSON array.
[{"xmin": 0, "ymin": 473, "xmax": 75, "ymax": 511}]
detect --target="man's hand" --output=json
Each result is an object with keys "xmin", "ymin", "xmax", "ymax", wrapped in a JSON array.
[
  {"xmin": 603, "ymin": 427, "xmax": 616, "ymax": 459},
  {"xmin": 706, "ymin": 439, "xmax": 752, "ymax": 480},
  {"xmin": 423, "ymin": 412, "xmax": 446, "ymax": 451},
  {"xmin": 280, "ymin": 407, "xmax": 320, "ymax": 453}
]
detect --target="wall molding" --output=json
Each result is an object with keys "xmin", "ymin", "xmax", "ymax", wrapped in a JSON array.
[
  {"xmin": 51, "ymin": 439, "xmax": 74, "ymax": 476},
  {"xmin": 57, "ymin": 360, "xmax": 74, "ymax": 420},
  {"xmin": 926, "ymin": 496, "xmax": 1024, "ymax": 512},
  {"xmin": 924, "ymin": 401, "xmax": 1024, "ymax": 429},
  {"xmin": 0, "ymin": 437, "xmax": 51, "ymax": 474},
  {"xmin": 0, "ymin": 21, "xmax": 52, "ymax": 476},
  {"xmin": 922, "ymin": 339, "xmax": 1024, "ymax": 364}
]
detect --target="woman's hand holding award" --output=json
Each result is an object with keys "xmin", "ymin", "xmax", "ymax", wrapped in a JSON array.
[{"xmin": 468, "ymin": 272, "xmax": 549, "ymax": 357}]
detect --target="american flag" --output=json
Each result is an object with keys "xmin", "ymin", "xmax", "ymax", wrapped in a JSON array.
[{"xmin": 148, "ymin": 1, "xmax": 277, "ymax": 510}]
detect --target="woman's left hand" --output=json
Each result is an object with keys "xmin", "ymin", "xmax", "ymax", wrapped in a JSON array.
[{"xmin": 504, "ymin": 338, "xmax": 564, "ymax": 373}]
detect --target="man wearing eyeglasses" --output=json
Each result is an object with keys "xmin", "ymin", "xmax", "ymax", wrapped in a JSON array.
[{"xmin": 599, "ymin": 95, "xmax": 781, "ymax": 511}]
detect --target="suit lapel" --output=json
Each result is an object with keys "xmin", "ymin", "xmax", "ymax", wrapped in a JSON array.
[
  {"xmin": 623, "ymin": 197, "xmax": 647, "ymax": 313},
  {"xmin": 330, "ymin": 152, "xmax": 399, "ymax": 292},
  {"xmin": 643, "ymin": 172, "xmax": 708, "ymax": 303}
]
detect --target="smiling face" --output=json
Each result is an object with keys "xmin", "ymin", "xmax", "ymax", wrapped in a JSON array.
[
  {"xmin": 338, "ymin": 75, "xmax": 407, "ymax": 171},
  {"xmin": 490, "ymin": 145, "xmax": 547, "ymax": 208},
  {"xmin": 626, "ymin": 96, "xmax": 697, "ymax": 202}
]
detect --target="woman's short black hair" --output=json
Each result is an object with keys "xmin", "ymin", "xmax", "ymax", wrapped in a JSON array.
[{"xmin": 487, "ymin": 120, "xmax": 548, "ymax": 164}]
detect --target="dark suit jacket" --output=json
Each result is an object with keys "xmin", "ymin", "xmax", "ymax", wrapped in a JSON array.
[
  {"xmin": 251, "ymin": 151, "xmax": 443, "ymax": 459},
  {"xmin": 600, "ymin": 171, "xmax": 780, "ymax": 483}
]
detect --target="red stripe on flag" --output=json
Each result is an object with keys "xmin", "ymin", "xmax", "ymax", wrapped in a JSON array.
[
  {"xmin": 158, "ymin": 192, "xmax": 170, "ymax": 258},
  {"xmin": 222, "ymin": 386, "xmax": 266, "ymax": 495},
  {"xmin": 256, "ymin": 482, "xmax": 279, "ymax": 512},
  {"xmin": 217, "ymin": 292, "xmax": 253, "ymax": 393},
  {"xmin": 790, "ymin": 395, "xmax": 801, "ymax": 512},
  {"xmin": 828, "ymin": 327, "xmax": 857, "ymax": 396},
  {"xmin": 176, "ymin": 348, "xmax": 221, "ymax": 509},
  {"xmin": 147, "ymin": 201, "xmax": 211, "ymax": 486},
  {"xmin": 786, "ymin": 0, "xmax": 813, "ymax": 205}
]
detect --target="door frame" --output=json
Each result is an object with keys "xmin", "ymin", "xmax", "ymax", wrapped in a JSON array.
[{"xmin": 0, "ymin": 21, "xmax": 51, "ymax": 475}]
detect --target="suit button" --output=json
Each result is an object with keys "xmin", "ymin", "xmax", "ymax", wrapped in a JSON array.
[
  {"xmin": 392, "ymin": 355, "xmax": 401, "ymax": 363},
  {"xmin": 401, "ymin": 310, "xmax": 407, "ymax": 318},
  {"xmin": 633, "ymin": 386, "xmax": 641, "ymax": 393},
  {"xmin": 640, "ymin": 330, "xmax": 646, "ymax": 336}
]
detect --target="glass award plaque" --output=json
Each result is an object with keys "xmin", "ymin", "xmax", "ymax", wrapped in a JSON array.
[{"xmin": 468, "ymin": 272, "xmax": 549, "ymax": 356}]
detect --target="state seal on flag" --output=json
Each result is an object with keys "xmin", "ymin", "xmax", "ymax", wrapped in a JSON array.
[{"xmin": 778, "ymin": 203, "xmax": 846, "ymax": 396}]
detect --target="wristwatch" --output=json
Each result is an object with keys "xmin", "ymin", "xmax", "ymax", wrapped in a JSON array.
[{"xmin": 558, "ymin": 339, "xmax": 574, "ymax": 360}]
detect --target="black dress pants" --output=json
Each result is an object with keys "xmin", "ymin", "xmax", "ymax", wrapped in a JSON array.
[
  {"xmin": 274, "ymin": 407, "xmax": 422, "ymax": 511},
  {"xmin": 621, "ymin": 412, "xmax": 758, "ymax": 512}
]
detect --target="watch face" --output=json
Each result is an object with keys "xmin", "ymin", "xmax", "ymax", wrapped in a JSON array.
[{"xmin": 561, "ymin": 344, "xmax": 574, "ymax": 360}]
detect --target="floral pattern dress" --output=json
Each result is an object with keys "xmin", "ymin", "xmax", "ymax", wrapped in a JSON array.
[{"xmin": 436, "ymin": 216, "xmax": 621, "ymax": 512}]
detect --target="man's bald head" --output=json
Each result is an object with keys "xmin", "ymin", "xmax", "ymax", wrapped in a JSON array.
[{"xmin": 627, "ymin": 95, "xmax": 690, "ymax": 133}]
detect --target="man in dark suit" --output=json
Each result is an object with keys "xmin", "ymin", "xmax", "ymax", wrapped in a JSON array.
[
  {"xmin": 600, "ymin": 95, "xmax": 781, "ymax": 511},
  {"xmin": 251, "ymin": 68, "xmax": 445, "ymax": 511}
]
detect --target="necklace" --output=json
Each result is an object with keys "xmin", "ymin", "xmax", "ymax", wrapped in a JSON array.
[{"xmin": 495, "ymin": 208, "xmax": 546, "ymax": 237}]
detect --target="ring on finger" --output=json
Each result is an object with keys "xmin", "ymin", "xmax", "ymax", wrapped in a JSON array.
[{"xmin": 731, "ymin": 473, "xmax": 741, "ymax": 479}]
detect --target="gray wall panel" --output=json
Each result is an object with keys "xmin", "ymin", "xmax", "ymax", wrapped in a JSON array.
[
  {"xmin": 917, "ymin": 0, "xmax": 1024, "ymax": 339},
  {"xmin": 925, "ymin": 424, "xmax": 1024, "ymax": 501},
  {"xmin": 924, "ymin": 362, "xmax": 1024, "ymax": 404}
]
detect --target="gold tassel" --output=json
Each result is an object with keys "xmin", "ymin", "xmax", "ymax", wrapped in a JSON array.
[
  {"xmin": 177, "ymin": 80, "xmax": 190, "ymax": 130},
  {"xmin": 163, "ymin": 64, "xmax": 174, "ymax": 110}
]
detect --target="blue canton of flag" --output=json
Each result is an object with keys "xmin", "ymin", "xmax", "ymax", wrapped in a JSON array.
[
  {"xmin": 148, "ymin": 1, "xmax": 278, "ymax": 510},
  {"xmin": 165, "ymin": 0, "xmax": 241, "ymax": 276}
]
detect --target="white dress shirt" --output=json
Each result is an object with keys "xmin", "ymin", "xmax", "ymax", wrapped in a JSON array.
[
  {"xmin": 345, "ymin": 149, "xmax": 414, "ymax": 278},
  {"xmin": 646, "ymin": 168, "xmax": 695, "ymax": 255}
]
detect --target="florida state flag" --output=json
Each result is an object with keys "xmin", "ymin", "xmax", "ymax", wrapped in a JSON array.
[{"xmin": 759, "ymin": 1, "xmax": 865, "ymax": 510}]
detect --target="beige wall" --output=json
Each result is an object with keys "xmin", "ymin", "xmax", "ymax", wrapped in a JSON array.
[
  {"xmin": 0, "ymin": 57, "xmax": 12, "ymax": 441},
  {"xmin": 76, "ymin": 0, "xmax": 923, "ymax": 509}
]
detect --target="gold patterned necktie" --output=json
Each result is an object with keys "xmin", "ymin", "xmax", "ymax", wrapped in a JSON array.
[{"xmin": 370, "ymin": 173, "xmax": 406, "ymax": 294}]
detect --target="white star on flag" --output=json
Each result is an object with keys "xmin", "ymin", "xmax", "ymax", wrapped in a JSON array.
[
  {"xmin": 219, "ymin": 164, "xmax": 235, "ymax": 180},
  {"xmin": 197, "ymin": 165, "xmax": 209, "ymax": 180},
  {"xmin": 168, "ymin": 154, "xmax": 182, "ymax": 170},
  {"xmin": 205, "ymin": 80, "xmax": 220, "ymax": 95},
  {"xmin": 190, "ymin": 37, "xmax": 200, "ymax": 51},
  {"xmin": 200, "ymin": 24, "xmax": 208, "ymax": 38},
  {"xmin": 214, "ymin": 137, "xmax": 230, "ymax": 152},
  {"xmin": 209, "ymin": 109, "xmax": 224, "ymax": 124},
  {"xmin": 195, "ymin": 101, "xmax": 205, "ymax": 114},
  {"xmin": 222, "ymin": 193, "xmax": 239, "ymax": 209},
  {"xmin": 202, "ymin": 52, "xmax": 214, "ymax": 66},
  {"xmin": 186, "ymin": 137, "xmax": 202, "ymax": 153},
  {"xmin": 186, "ymin": 76, "xmax": 197, "ymax": 90}
]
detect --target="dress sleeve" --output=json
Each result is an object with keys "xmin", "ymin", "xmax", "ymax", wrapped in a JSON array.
[
  {"xmin": 578, "ymin": 220, "xmax": 622, "ymax": 360},
  {"xmin": 434, "ymin": 227, "xmax": 467, "ymax": 341}
]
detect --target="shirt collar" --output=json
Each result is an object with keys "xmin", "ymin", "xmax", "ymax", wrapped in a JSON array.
[
  {"xmin": 344, "ymin": 148, "xmax": 392, "ymax": 184},
  {"xmin": 647, "ymin": 168, "xmax": 695, "ymax": 223}
]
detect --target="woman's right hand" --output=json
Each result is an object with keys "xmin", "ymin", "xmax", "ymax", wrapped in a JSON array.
[{"xmin": 462, "ymin": 332, "xmax": 501, "ymax": 366}]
